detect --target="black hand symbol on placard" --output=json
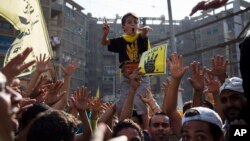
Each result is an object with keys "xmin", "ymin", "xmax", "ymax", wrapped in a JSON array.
[{"xmin": 144, "ymin": 53, "xmax": 158, "ymax": 73}]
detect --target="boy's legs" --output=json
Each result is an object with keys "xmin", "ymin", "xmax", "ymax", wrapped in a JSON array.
[
  {"xmin": 115, "ymin": 76, "xmax": 150, "ymax": 129},
  {"xmin": 134, "ymin": 76, "xmax": 150, "ymax": 129},
  {"xmin": 115, "ymin": 77, "xmax": 130, "ymax": 117}
]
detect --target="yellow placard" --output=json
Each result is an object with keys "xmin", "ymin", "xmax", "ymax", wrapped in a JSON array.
[
  {"xmin": 139, "ymin": 44, "xmax": 167, "ymax": 75},
  {"xmin": 0, "ymin": 0, "xmax": 53, "ymax": 77}
]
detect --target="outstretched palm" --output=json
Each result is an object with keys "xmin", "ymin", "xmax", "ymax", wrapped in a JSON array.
[
  {"xmin": 61, "ymin": 59, "xmax": 80, "ymax": 77},
  {"xmin": 71, "ymin": 86, "xmax": 90, "ymax": 111},
  {"xmin": 36, "ymin": 53, "xmax": 50, "ymax": 74},
  {"xmin": 168, "ymin": 53, "xmax": 188, "ymax": 79}
]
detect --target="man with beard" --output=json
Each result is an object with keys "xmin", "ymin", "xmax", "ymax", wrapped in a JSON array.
[
  {"xmin": 148, "ymin": 112, "xmax": 176, "ymax": 141},
  {"xmin": 219, "ymin": 77, "xmax": 247, "ymax": 141}
]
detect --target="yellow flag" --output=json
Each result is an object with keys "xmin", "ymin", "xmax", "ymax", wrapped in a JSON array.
[
  {"xmin": 0, "ymin": 0, "xmax": 53, "ymax": 77},
  {"xmin": 138, "ymin": 44, "xmax": 167, "ymax": 75},
  {"xmin": 96, "ymin": 86, "xmax": 100, "ymax": 98}
]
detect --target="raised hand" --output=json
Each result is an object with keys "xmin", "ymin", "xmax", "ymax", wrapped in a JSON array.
[
  {"xmin": 204, "ymin": 69, "xmax": 221, "ymax": 94},
  {"xmin": 139, "ymin": 25, "xmax": 153, "ymax": 37},
  {"xmin": 35, "ymin": 53, "xmax": 50, "ymax": 74},
  {"xmin": 140, "ymin": 87, "xmax": 154, "ymax": 104},
  {"xmin": 204, "ymin": 69, "xmax": 224, "ymax": 120},
  {"xmin": 168, "ymin": 53, "xmax": 189, "ymax": 80},
  {"xmin": 44, "ymin": 80, "xmax": 64, "ymax": 106},
  {"xmin": 71, "ymin": 86, "xmax": 90, "ymax": 111},
  {"xmin": 141, "ymin": 88, "xmax": 161, "ymax": 114},
  {"xmin": 1, "ymin": 47, "xmax": 35, "ymax": 83},
  {"xmin": 60, "ymin": 59, "xmax": 80, "ymax": 77},
  {"xmin": 26, "ymin": 74, "xmax": 49, "ymax": 98},
  {"xmin": 210, "ymin": 55, "xmax": 228, "ymax": 83},
  {"xmin": 66, "ymin": 94, "xmax": 78, "ymax": 115},
  {"xmin": 128, "ymin": 68, "xmax": 142, "ymax": 90},
  {"xmin": 188, "ymin": 61, "xmax": 205, "ymax": 91},
  {"xmin": 139, "ymin": 26, "xmax": 153, "ymax": 32},
  {"xmin": 91, "ymin": 97, "xmax": 102, "ymax": 113},
  {"xmin": 100, "ymin": 102, "xmax": 113, "ymax": 111},
  {"xmin": 102, "ymin": 18, "xmax": 110, "ymax": 36}
]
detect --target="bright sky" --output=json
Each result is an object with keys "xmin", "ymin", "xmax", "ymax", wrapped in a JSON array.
[{"xmin": 74, "ymin": 0, "xmax": 205, "ymax": 20}]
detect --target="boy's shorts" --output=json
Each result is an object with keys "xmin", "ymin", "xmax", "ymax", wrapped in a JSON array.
[{"xmin": 115, "ymin": 76, "xmax": 150, "ymax": 115}]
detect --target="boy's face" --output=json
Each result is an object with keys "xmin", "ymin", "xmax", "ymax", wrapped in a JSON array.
[{"xmin": 122, "ymin": 15, "xmax": 139, "ymax": 36}]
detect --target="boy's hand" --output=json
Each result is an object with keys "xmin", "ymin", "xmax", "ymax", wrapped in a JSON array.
[
  {"xmin": 139, "ymin": 26, "xmax": 153, "ymax": 37},
  {"xmin": 102, "ymin": 18, "xmax": 110, "ymax": 35},
  {"xmin": 139, "ymin": 26, "xmax": 153, "ymax": 31}
]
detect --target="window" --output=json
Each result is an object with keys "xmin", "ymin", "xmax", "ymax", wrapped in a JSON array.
[
  {"xmin": 103, "ymin": 76, "xmax": 114, "ymax": 81},
  {"xmin": 207, "ymin": 29, "xmax": 212, "ymax": 36},
  {"xmin": 104, "ymin": 66, "xmax": 115, "ymax": 74},
  {"xmin": 213, "ymin": 27, "xmax": 218, "ymax": 34},
  {"xmin": 0, "ymin": 21, "xmax": 11, "ymax": 29}
]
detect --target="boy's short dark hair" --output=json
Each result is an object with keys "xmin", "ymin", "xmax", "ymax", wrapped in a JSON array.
[
  {"xmin": 121, "ymin": 12, "xmax": 138, "ymax": 26},
  {"xmin": 27, "ymin": 110, "xmax": 80, "ymax": 141},
  {"xmin": 112, "ymin": 119, "xmax": 144, "ymax": 140},
  {"xmin": 20, "ymin": 103, "xmax": 50, "ymax": 130}
]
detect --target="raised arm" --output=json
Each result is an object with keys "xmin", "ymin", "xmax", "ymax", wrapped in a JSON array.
[
  {"xmin": 188, "ymin": 61, "xmax": 205, "ymax": 107},
  {"xmin": 71, "ymin": 86, "xmax": 93, "ymax": 141},
  {"xmin": 140, "ymin": 88, "xmax": 161, "ymax": 114},
  {"xmin": 101, "ymin": 19, "xmax": 110, "ymax": 46},
  {"xmin": 97, "ymin": 103, "xmax": 116, "ymax": 141},
  {"xmin": 204, "ymin": 69, "xmax": 224, "ymax": 121},
  {"xmin": 98, "ymin": 103, "xmax": 116, "ymax": 125},
  {"xmin": 210, "ymin": 55, "xmax": 228, "ymax": 84},
  {"xmin": 119, "ymin": 68, "xmax": 142, "ymax": 121},
  {"xmin": 44, "ymin": 80, "xmax": 65, "ymax": 107},
  {"xmin": 59, "ymin": 60, "xmax": 80, "ymax": 109},
  {"xmin": 163, "ymin": 53, "xmax": 188, "ymax": 113},
  {"xmin": 90, "ymin": 97, "xmax": 102, "ymax": 131},
  {"xmin": 24, "ymin": 54, "xmax": 50, "ymax": 97},
  {"xmin": 162, "ymin": 52, "xmax": 188, "ymax": 138},
  {"xmin": 1, "ymin": 47, "xmax": 35, "ymax": 85},
  {"xmin": 139, "ymin": 26, "xmax": 153, "ymax": 38}
]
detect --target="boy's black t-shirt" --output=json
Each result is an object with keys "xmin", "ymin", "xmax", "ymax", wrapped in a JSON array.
[{"xmin": 108, "ymin": 34, "xmax": 149, "ymax": 67}]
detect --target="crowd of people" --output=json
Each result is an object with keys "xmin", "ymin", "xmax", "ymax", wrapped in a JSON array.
[{"xmin": 0, "ymin": 0, "xmax": 248, "ymax": 141}]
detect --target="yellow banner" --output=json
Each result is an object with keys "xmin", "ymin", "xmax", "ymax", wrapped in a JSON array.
[
  {"xmin": 0, "ymin": 0, "xmax": 26, "ymax": 32},
  {"xmin": 139, "ymin": 44, "xmax": 167, "ymax": 75},
  {"xmin": 0, "ymin": 0, "xmax": 53, "ymax": 77}
]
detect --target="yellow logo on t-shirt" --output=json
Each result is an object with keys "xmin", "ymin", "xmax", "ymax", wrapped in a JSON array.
[{"xmin": 126, "ymin": 40, "xmax": 139, "ymax": 62}]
